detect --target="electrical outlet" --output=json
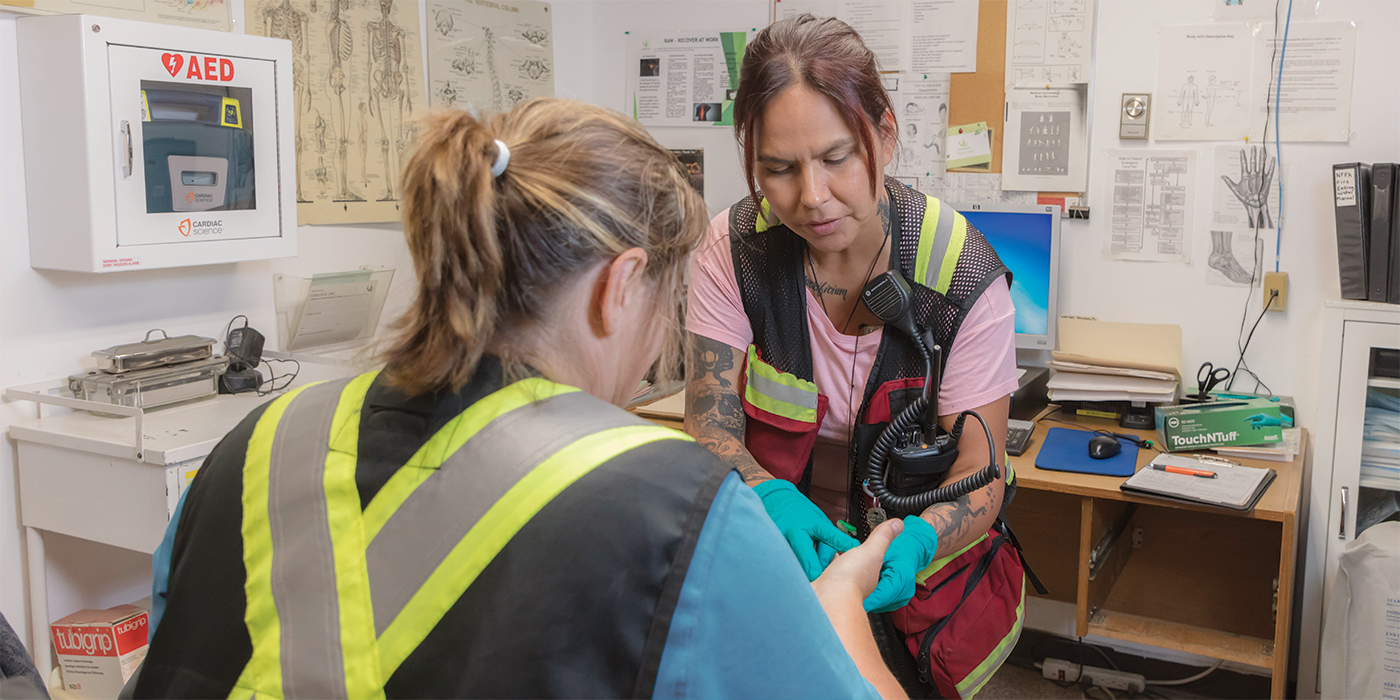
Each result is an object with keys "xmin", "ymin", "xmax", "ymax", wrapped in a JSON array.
[
  {"xmin": 1042, "ymin": 659, "xmax": 1147, "ymax": 693},
  {"xmin": 1263, "ymin": 272, "xmax": 1288, "ymax": 312}
]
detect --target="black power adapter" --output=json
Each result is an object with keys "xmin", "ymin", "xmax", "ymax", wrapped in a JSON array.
[
  {"xmin": 226, "ymin": 325, "xmax": 265, "ymax": 368},
  {"xmin": 220, "ymin": 323, "xmax": 267, "ymax": 395}
]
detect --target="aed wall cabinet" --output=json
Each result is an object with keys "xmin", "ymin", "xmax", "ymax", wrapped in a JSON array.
[{"xmin": 17, "ymin": 15, "xmax": 297, "ymax": 272}]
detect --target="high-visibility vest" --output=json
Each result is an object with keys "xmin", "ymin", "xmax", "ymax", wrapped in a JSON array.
[
  {"xmin": 727, "ymin": 175, "xmax": 1013, "ymax": 504},
  {"xmin": 726, "ymin": 176, "xmax": 1029, "ymax": 698},
  {"xmin": 224, "ymin": 372, "xmax": 713, "ymax": 699}
]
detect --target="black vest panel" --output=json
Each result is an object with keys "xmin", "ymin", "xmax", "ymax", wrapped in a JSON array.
[
  {"xmin": 728, "ymin": 177, "xmax": 1011, "ymax": 500},
  {"xmin": 135, "ymin": 367, "xmax": 731, "ymax": 699}
]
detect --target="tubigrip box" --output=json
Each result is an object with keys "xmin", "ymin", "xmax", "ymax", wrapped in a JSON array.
[
  {"xmin": 1155, "ymin": 398, "xmax": 1285, "ymax": 452},
  {"xmin": 50, "ymin": 604, "xmax": 148, "ymax": 698}
]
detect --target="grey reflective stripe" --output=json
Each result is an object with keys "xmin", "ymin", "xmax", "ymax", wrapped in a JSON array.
[
  {"xmin": 746, "ymin": 366, "xmax": 818, "ymax": 411},
  {"xmin": 364, "ymin": 391, "xmax": 650, "ymax": 635},
  {"xmin": 266, "ymin": 379, "xmax": 353, "ymax": 700},
  {"xmin": 922, "ymin": 199, "xmax": 956, "ymax": 289}
]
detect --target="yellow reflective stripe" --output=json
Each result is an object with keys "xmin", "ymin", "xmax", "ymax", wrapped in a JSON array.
[
  {"xmin": 234, "ymin": 383, "xmax": 318, "ymax": 698},
  {"xmin": 744, "ymin": 345, "xmax": 818, "ymax": 423},
  {"xmin": 955, "ymin": 575, "xmax": 1026, "ymax": 697},
  {"xmin": 915, "ymin": 532, "xmax": 989, "ymax": 586},
  {"xmin": 915, "ymin": 197, "xmax": 942, "ymax": 287},
  {"xmin": 375, "ymin": 425, "xmax": 691, "ymax": 679},
  {"xmin": 227, "ymin": 685, "xmax": 256, "ymax": 700},
  {"xmin": 323, "ymin": 372, "xmax": 385, "ymax": 699},
  {"xmin": 755, "ymin": 198, "xmax": 774, "ymax": 232},
  {"xmin": 363, "ymin": 378, "xmax": 580, "ymax": 541},
  {"xmin": 935, "ymin": 213, "xmax": 969, "ymax": 295}
]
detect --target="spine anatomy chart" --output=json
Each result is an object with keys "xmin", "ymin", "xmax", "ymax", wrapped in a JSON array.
[
  {"xmin": 426, "ymin": 0, "xmax": 554, "ymax": 113},
  {"xmin": 249, "ymin": 0, "xmax": 426, "ymax": 224}
]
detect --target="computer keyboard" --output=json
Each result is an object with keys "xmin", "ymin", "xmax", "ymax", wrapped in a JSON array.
[{"xmin": 1006, "ymin": 419, "xmax": 1035, "ymax": 456}]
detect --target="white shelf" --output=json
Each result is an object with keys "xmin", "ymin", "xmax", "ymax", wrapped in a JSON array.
[
  {"xmin": 6, "ymin": 359, "xmax": 354, "ymax": 465},
  {"xmin": 1367, "ymin": 376, "xmax": 1400, "ymax": 390}
]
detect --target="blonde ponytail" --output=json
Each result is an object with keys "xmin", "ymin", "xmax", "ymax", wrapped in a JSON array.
[{"xmin": 384, "ymin": 100, "xmax": 706, "ymax": 396}]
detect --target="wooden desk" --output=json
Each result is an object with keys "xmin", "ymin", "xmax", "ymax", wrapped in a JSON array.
[{"xmin": 1005, "ymin": 415, "xmax": 1306, "ymax": 699}]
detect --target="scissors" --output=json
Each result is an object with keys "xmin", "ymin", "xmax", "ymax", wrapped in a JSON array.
[{"xmin": 1195, "ymin": 362, "xmax": 1230, "ymax": 400}]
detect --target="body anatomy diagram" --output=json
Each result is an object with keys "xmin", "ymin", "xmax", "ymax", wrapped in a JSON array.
[
  {"xmin": 425, "ymin": 0, "xmax": 555, "ymax": 113},
  {"xmin": 248, "ymin": 0, "xmax": 425, "ymax": 223}
]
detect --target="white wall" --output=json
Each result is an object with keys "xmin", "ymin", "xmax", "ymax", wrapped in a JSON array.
[
  {"xmin": 1076, "ymin": 0, "xmax": 1399, "ymax": 433},
  {"xmin": 590, "ymin": 0, "xmax": 771, "ymax": 216},
  {"xmin": 2, "ymin": 0, "xmax": 1396, "ymax": 666}
]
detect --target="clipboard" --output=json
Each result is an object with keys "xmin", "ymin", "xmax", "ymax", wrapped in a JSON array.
[{"xmin": 1120, "ymin": 453, "xmax": 1276, "ymax": 512}]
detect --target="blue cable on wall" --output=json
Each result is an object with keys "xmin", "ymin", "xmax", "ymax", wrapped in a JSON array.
[{"xmin": 1274, "ymin": 0, "xmax": 1293, "ymax": 272}]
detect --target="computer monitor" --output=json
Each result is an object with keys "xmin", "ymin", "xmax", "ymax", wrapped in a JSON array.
[{"xmin": 950, "ymin": 203, "xmax": 1061, "ymax": 350}]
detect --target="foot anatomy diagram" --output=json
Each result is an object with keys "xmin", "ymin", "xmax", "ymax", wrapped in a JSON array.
[{"xmin": 1208, "ymin": 230, "xmax": 1255, "ymax": 284}]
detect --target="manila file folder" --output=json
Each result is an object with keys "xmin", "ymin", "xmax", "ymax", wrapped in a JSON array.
[{"xmin": 1052, "ymin": 317, "xmax": 1183, "ymax": 378}]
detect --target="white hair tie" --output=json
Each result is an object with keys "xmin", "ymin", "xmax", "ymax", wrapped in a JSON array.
[{"xmin": 491, "ymin": 139, "xmax": 511, "ymax": 178}]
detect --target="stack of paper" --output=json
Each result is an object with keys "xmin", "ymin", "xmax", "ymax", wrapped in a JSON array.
[
  {"xmin": 1361, "ymin": 390, "xmax": 1400, "ymax": 489},
  {"xmin": 1215, "ymin": 428, "xmax": 1302, "ymax": 462},
  {"xmin": 1046, "ymin": 318, "xmax": 1182, "ymax": 403}
]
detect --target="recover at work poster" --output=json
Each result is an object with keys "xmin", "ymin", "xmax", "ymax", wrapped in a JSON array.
[{"xmin": 625, "ymin": 30, "xmax": 755, "ymax": 127}]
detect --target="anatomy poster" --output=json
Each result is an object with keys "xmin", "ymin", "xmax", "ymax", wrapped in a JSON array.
[
  {"xmin": 886, "ymin": 73, "xmax": 950, "ymax": 180},
  {"xmin": 18, "ymin": 0, "xmax": 230, "ymax": 30},
  {"xmin": 247, "ymin": 0, "xmax": 427, "ymax": 225},
  {"xmin": 1101, "ymin": 150, "xmax": 1196, "ymax": 263},
  {"xmin": 1208, "ymin": 145, "xmax": 1279, "ymax": 286},
  {"xmin": 625, "ymin": 30, "xmax": 755, "ymax": 128},
  {"xmin": 1155, "ymin": 25, "xmax": 1254, "ymax": 141},
  {"xmin": 1006, "ymin": 0, "xmax": 1094, "ymax": 87},
  {"xmin": 426, "ymin": 0, "xmax": 554, "ymax": 114},
  {"xmin": 1001, "ymin": 86, "xmax": 1088, "ymax": 192}
]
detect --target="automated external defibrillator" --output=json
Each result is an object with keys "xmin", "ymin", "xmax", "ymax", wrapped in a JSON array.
[{"xmin": 857, "ymin": 269, "xmax": 1004, "ymax": 525}]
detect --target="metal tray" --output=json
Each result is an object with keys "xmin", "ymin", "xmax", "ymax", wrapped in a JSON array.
[
  {"xmin": 69, "ymin": 356, "xmax": 229, "ymax": 414},
  {"xmin": 91, "ymin": 329, "xmax": 216, "ymax": 374}
]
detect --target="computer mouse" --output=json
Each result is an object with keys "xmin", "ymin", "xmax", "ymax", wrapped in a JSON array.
[{"xmin": 1088, "ymin": 434, "xmax": 1122, "ymax": 460}]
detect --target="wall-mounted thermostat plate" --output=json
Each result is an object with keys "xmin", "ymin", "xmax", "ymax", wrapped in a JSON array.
[
  {"xmin": 1120, "ymin": 93, "xmax": 1151, "ymax": 140},
  {"xmin": 16, "ymin": 14, "xmax": 296, "ymax": 272}
]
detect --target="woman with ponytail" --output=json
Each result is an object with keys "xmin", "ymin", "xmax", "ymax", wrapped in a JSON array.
[{"xmin": 135, "ymin": 100, "xmax": 907, "ymax": 700}]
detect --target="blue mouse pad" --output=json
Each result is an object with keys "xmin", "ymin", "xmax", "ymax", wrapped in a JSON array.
[{"xmin": 1034, "ymin": 427, "xmax": 1139, "ymax": 477}]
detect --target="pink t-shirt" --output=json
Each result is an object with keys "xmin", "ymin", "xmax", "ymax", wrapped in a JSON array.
[{"xmin": 687, "ymin": 209, "xmax": 1020, "ymax": 519}]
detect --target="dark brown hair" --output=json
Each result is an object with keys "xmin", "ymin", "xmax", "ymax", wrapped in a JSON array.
[
  {"xmin": 732, "ymin": 14, "xmax": 896, "ymax": 204},
  {"xmin": 383, "ymin": 99, "xmax": 708, "ymax": 395}
]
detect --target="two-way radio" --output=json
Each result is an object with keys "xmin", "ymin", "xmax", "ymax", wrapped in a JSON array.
[{"xmin": 858, "ymin": 270, "xmax": 1002, "ymax": 519}]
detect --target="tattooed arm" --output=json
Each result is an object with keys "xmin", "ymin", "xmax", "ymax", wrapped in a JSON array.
[
  {"xmin": 684, "ymin": 332, "xmax": 773, "ymax": 486},
  {"xmin": 920, "ymin": 395, "xmax": 1010, "ymax": 558}
]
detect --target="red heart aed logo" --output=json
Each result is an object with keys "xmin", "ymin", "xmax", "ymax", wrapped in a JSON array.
[
  {"xmin": 179, "ymin": 219, "xmax": 192, "ymax": 237},
  {"xmin": 162, "ymin": 53, "xmax": 184, "ymax": 77}
]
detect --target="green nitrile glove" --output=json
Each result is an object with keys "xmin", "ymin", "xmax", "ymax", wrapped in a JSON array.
[
  {"xmin": 862, "ymin": 515, "xmax": 940, "ymax": 613},
  {"xmin": 1244, "ymin": 413, "xmax": 1283, "ymax": 429},
  {"xmin": 752, "ymin": 479, "xmax": 859, "ymax": 581}
]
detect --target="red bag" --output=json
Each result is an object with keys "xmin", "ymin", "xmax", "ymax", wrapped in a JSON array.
[{"xmin": 891, "ymin": 528, "xmax": 1027, "ymax": 699}]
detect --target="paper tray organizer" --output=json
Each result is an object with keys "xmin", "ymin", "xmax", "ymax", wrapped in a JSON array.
[{"xmin": 273, "ymin": 268, "xmax": 394, "ymax": 353}]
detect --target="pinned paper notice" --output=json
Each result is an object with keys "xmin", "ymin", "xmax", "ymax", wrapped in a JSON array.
[{"xmin": 946, "ymin": 122, "xmax": 992, "ymax": 169}]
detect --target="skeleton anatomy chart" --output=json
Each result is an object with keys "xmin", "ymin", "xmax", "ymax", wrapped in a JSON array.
[
  {"xmin": 426, "ymin": 0, "xmax": 554, "ymax": 113},
  {"xmin": 248, "ymin": 0, "xmax": 427, "ymax": 225}
]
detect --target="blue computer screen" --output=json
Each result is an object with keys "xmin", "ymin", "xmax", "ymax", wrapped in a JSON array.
[{"xmin": 960, "ymin": 211, "xmax": 1053, "ymax": 337}]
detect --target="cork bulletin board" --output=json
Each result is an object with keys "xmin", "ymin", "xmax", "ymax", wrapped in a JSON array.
[{"xmin": 948, "ymin": 0, "xmax": 1007, "ymax": 174}]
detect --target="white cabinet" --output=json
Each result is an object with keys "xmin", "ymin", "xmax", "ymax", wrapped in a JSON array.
[
  {"xmin": 1298, "ymin": 301, "xmax": 1400, "ymax": 698},
  {"xmin": 16, "ymin": 14, "xmax": 296, "ymax": 272}
]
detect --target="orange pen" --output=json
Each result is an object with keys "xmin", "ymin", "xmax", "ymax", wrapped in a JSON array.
[{"xmin": 1152, "ymin": 464, "xmax": 1217, "ymax": 479}]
